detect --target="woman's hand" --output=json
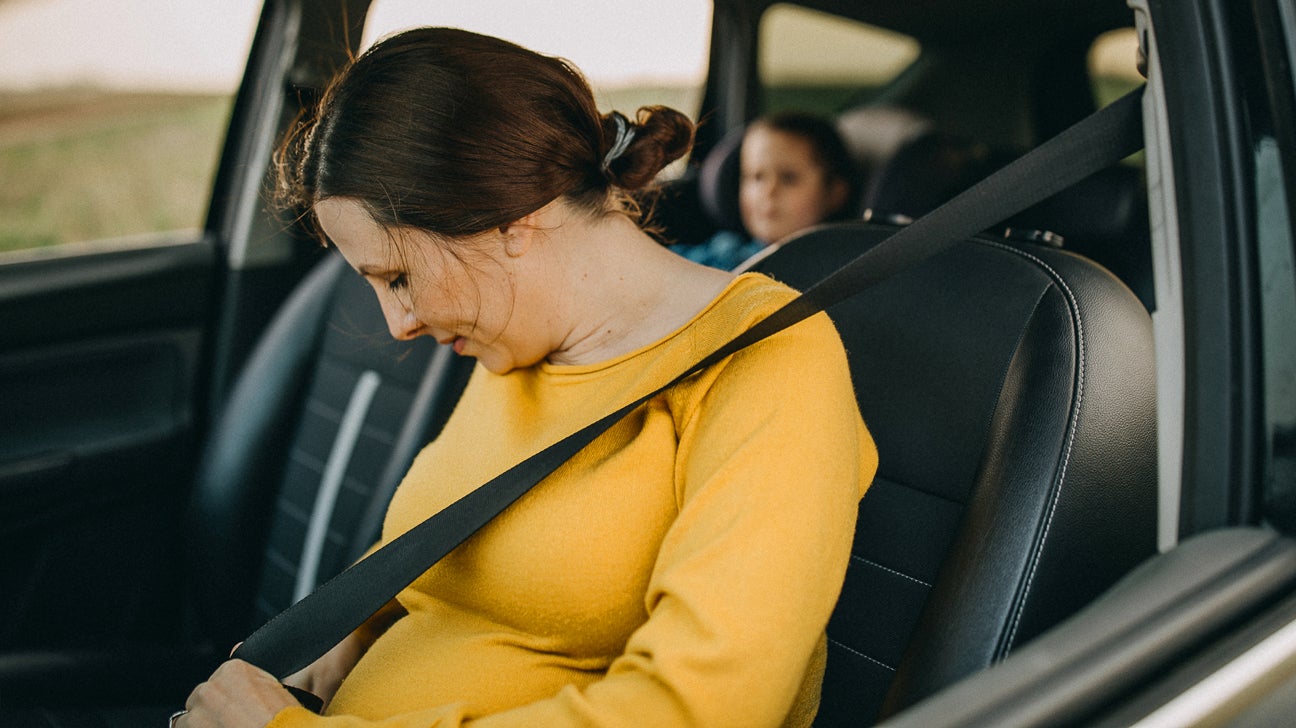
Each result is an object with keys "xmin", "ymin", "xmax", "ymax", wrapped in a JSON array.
[
  {"xmin": 179, "ymin": 660, "xmax": 299, "ymax": 728},
  {"xmin": 281, "ymin": 628, "xmax": 369, "ymax": 711}
]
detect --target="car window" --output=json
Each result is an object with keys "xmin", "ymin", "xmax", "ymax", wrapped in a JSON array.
[
  {"xmin": 1088, "ymin": 27, "xmax": 1145, "ymax": 107},
  {"xmin": 757, "ymin": 3, "xmax": 920, "ymax": 114},
  {"xmin": 0, "ymin": 0, "xmax": 262, "ymax": 260},
  {"xmin": 1251, "ymin": 0, "xmax": 1296, "ymax": 536},
  {"xmin": 1258, "ymin": 138, "xmax": 1296, "ymax": 532},
  {"xmin": 363, "ymin": 0, "xmax": 710, "ymax": 124}
]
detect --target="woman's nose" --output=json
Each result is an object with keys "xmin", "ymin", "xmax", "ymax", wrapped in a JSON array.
[
  {"xmin": 390, "ymin": 311, "xmax": 420, "ymax": 340},
  {"xmin": 381, "ymin": 299, "xmax": 420, "ymax": 340}
]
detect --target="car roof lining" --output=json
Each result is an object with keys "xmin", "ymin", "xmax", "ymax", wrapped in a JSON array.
[{"xmin": 728, "ymin": 0, "xmax": 1134, "ymax": 48}]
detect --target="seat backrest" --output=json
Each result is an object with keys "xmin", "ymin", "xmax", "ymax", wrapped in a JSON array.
[
  {"xmin": 750, "ymin": 224, "xmax": 1158, "ymax": 725},
  {"xmin": 185, "ymin": 252, "xmax": 473, "ymax": 649},
  {"xmin": 696, "ymin": 126, "xmax": 747, "ymax": 233}
]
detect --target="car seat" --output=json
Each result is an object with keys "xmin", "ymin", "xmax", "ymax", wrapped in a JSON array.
[
  {"xmin": 748, "ymin": 222, "xmax": 1158, "ymax": 725},
  {"xmin": 0, "ymin": 251, "xmax": 474, "ymax": 715},
  {"xmin": 1005, "ymin": 165, "xmax": 1154, "ymax": 310}
]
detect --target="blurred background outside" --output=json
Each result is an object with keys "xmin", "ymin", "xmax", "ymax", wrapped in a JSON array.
[
  {"xmin": 0, "ymin": 0, "xmax": 1139, "ymax": 258},
  {"xmin": 0, "ymin": 0, "xmax": 711, "ymax": 257}
]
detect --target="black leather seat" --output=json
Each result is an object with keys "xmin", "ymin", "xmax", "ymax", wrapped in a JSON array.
[
  {"xmin": 188, "ymin": 253, "xmax": 474, "ymax": 652},
  {"xmin": 0, "ymin": 252, "xmax": 473, "ymax": 714},
  {"xmin": 748, "ymin": 223, "xmax": 1158, "ymax": 725}
]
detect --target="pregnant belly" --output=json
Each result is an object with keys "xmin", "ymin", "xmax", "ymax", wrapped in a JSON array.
[{"xmin": 326, "ymin": 608, "xmax": 616, "ymax": 720}]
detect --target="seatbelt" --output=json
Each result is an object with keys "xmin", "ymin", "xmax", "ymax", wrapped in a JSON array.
[{"xmin": 233, "ymin": 85, "xmax": 1146, "ymax": 680}]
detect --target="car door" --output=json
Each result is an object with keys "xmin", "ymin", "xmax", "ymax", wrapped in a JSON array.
[{"xmin": 0, "ymin": 0, "xmax": 314, "ymax": 653}]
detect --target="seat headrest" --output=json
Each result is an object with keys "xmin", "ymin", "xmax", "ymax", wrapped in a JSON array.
[
  {"xmin": 861, "ymin": 131, "xmax": 994, "ymax": 220},
  {"xmin": 834, "ymin": 105, "xmax": 935, "ymax": 174},
  {"xmin": 1007, "ymin": 165, "xmax": 1147, "ymax": 251},
  {"xmin": 697, "ymin": 127, "xmax": 746, "ymax": 231},
  {"xmin": 1006, "ymin": 164, "xmax": 1153, "ymax": 309}
]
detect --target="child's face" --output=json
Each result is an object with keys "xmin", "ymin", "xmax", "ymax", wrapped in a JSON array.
[{"xmin": 738, "ymin": 126, "xmax": 846, "ymax": 244}]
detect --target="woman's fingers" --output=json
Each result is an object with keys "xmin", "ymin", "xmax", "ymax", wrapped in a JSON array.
[{"xmin": 182, "ymin": 660, "xmax": 299, "ymax": 728}]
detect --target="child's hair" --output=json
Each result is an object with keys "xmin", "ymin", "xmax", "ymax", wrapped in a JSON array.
[
  {"xmin": 273, "ymin": 27, "xmax": 696, "ymax": 241},
  {"xmin": 749, "ymin": 111, "xmax": 858, "ymax": 220}
]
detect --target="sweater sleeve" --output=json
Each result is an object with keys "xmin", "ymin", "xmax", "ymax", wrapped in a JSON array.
[{"xmin": 268, "ymin": 312, "xmax": 876, "ymax": 728}]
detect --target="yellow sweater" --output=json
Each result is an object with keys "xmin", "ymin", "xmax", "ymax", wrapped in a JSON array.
[{"xmin": 271, "ymin": 273, "xmax": 877, "ymax": 728}]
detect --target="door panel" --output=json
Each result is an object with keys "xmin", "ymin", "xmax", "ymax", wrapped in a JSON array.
[{"xmin": 0, "ymin": 240, "xmax": 215, "ymax": 648}]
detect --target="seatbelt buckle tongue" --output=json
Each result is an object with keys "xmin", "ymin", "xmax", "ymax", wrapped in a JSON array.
[{"xmin": 283, "ymin": 683, "xmax": 325, "ymax": 713}]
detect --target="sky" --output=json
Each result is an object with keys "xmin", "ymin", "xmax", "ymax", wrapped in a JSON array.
[{"xmin": 0, "ymin": 0, "xmax": 711, "ymax": 92}]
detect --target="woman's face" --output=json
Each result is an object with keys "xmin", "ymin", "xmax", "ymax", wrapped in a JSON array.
[
  {"xmin": 315, "ymin": 197, "xmax": 544, "ymax": 374},
  {"xmin": 738, "ymin": 126, "xmax": 845, "ymax": 244}
]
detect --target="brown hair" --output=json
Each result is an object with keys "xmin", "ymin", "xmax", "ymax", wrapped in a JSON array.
[{"xmin": 274, "ymin": 26, "xmax": 695, "ymax": 239}]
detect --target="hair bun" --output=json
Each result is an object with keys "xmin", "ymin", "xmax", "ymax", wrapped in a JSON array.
[{"xmin": 601, "ymin": 106, "xmax": 695, "ymax": 190}]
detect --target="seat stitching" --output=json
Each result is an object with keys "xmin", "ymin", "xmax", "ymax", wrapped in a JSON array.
[
  {"xmin": 851, "ymin": 555, "xmax": 932, "ymax": 588},
  {"xmin": 827, "ymin": 638, "xmax": 896, "ymax": 671},
  {"xmin": 983, "ymin": 242, "xmax": 1085, "ymax": 652}
]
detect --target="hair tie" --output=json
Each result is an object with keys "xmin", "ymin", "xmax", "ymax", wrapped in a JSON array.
[{"xmin": 601, "ymin": 112, "xmax": 636, "ymax": 174}]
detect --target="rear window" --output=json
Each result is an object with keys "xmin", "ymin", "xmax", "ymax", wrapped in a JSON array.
[
  {"xmin": 758, "ymin": 3, "xmax": 920, "ymax": 114},
  {"xmin": 1088, "ymin": 27, "xmax": 1145, "ymax": 107}
]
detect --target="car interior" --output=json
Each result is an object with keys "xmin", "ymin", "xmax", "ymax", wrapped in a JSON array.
[{"xmin": 2, "ymin": 0, "xmax": 1295, "ymax": 725}]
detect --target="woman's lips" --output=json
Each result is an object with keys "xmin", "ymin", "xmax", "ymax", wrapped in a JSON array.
[{"xmin": 435, "ymin": 336, "xmax": 467, "ymax": 355}]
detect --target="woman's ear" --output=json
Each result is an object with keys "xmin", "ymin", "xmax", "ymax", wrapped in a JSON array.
[
  {"xmin": 500, "ymin": 206, "xmax": 548, "ymax": 257},
  {"xmin": 500, "ymin": 220, "xmax": 535, "ymax": 258}
]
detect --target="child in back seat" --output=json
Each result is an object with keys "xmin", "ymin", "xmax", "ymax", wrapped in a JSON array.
[{"xmin": 677, "ymin": 111, "xmax": 857, "ymax": 270}]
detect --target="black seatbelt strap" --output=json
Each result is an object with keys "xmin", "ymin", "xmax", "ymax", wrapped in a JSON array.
[{"xmin": 234, "ymin": 86, "xmax": 1146, "ymax": 679}]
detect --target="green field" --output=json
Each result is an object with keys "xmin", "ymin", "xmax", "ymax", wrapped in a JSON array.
[
  {"xmin": 0, "ymin": 90, "xmax": 233, "ymax": 254},
  {"xmin": 0, "ymin": 78, "xmax": 1139, "ymax": 257},
  {"xmin": 0, "ymin": 86, "xmax": 700, "ymax": 256}
]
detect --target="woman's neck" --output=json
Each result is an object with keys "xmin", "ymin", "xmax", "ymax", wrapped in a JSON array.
[{"xmin": 536, "ymin": 210, "xmax": 735, "ymax": 367}]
